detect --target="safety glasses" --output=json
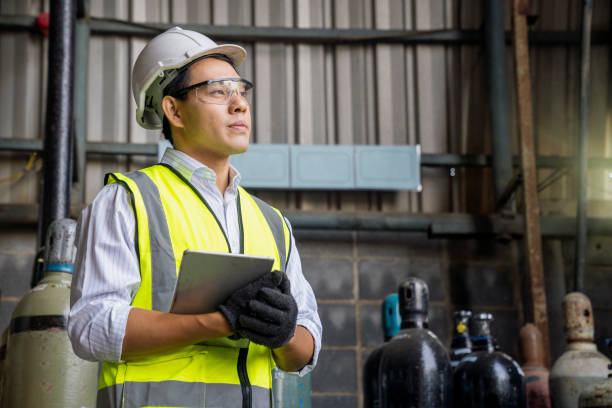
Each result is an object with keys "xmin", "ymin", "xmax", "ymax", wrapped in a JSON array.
[{"xmin": 174, "ymin": 77, "xmax": 253, "ymax": 105}]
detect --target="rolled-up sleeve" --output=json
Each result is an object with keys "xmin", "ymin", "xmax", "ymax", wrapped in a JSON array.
[
  {"xmin": 284, "ymin": 219, "xmax": 322, "ymax": 376},
  {"xmin": 67, "ymin": 184, "xmax": 140, "ymax": 362}
]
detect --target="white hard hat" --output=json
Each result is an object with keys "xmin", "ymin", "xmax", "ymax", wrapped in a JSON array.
[{"xmin": 132, "ymin": 26, "xmax": 247, "ymax": 129}]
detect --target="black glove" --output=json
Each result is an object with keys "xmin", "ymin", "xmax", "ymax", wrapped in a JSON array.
[
  {"xmin": 218, "ymin": 270, "xmax": 283, "ymax": 333},
  {"xmin": 237, "ymin": 274, "xmax": 298, "ymax": 348}
]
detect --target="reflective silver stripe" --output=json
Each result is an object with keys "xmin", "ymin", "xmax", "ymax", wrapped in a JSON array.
[
  {"xmin": 124, "ymin": 171, "xmax": 176, "ymax": 312},
  {"xmin": 96, "ymin": 383, "xmax": 123, "ymax": 408},
  {"xmin": 204, "ymin": 382, "xmax": 242, "ymax": 407},
  {"xmin": 250, "ymin": 195, "xmax": 287, "ymax": 273},
  {"xmin": 252, "ymin": 385, "xmax": 273, "ymax": 408},
  {"xmin": 98, "ymin": 381, "xmax": 270, "ymax": 408},
  {"xmin": 124, "ymin": 380, "xmax": 205, "ymax": 407}
]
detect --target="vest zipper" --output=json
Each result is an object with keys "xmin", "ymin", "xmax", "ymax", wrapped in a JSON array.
[{"xmin": 238, "ymin": 347, "xmax": 252, "ymax": 408}]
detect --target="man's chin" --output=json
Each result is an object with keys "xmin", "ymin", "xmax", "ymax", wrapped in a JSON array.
[{"xmin": 228, "ymin": 143, "xmax": 249, "ymax": 156}]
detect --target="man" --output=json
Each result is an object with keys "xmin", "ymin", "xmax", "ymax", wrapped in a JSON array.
[{"xmin": 68, "ymin": 27, "xmax": 321, "ymax": 408}]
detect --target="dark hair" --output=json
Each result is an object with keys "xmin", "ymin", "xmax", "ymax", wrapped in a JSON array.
[{"xmin": 161, "ymin": 53, "xmax": 237, "ymax": 144}]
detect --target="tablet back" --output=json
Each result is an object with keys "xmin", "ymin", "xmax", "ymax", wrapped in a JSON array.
[{"xmin": 169, "ymin": 250, "xmax": 274, "ymax": 314}]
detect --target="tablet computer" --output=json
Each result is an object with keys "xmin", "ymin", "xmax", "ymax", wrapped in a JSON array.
[{"xmin": 169, "ymin": 250, "xmax": 275, "ymax": 314}]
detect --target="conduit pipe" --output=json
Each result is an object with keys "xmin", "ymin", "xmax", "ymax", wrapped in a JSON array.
[
  {"xmin": 484, "ymin": 0, "xmax": 514, "ymax": 210},
  {"xmin": 574, "ymin": 0, "xmax": 593, "ymax": 293},
  {"xmin": 36, "ymin": 0, "xmax": 76, "ymax": 285}
]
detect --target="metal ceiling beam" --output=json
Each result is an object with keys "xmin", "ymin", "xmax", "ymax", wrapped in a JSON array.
[
  {"xmin": 0, "ymin": 16, "xmax": 610, "ymax": 45},
  {"xmin": 3, "ymin": 139, "xmax": 612, "ymax": 169}
]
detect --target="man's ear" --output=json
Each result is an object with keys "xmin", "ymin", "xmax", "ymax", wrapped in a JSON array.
[{"xmin": 162, "ymin": 95, "xmax": 184, "ymax": 129}]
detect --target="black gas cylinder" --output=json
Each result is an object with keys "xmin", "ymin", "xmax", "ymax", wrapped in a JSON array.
[
  {"xmin": 364, "ymin": 345, "xmax": 384, "ymax": 408},
  {"xmin": 453, "ymin": 313, "xmax": 526, "ymax": 408},
  {"xmin": 364, "ymin": 293, "xmax": 401, "ymax": 407},
  {"xmin": 450, "ymin": 310, "xmax": 472, "ymax": 369},
  {"xmin": 364, "ymin": 278, "xmax": 453, "ymax": 408}
]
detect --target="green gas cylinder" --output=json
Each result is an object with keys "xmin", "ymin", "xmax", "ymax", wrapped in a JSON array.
[
  {"xmin": 2, "ymin": 219, "xmax": 98, "ymax": 408},
  {"xmin": 272, "ymin": 367, "xmax": 312, "ymax": 408}
]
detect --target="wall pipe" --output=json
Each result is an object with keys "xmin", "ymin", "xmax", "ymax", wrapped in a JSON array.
[
  {"xmin": 5, "ymin": 204, "xmax": 612, "ymax": 238},
  {"xmin": 36, "ymin": 0, "xmax": 76, "ymax": 285},
  {"xmin": 484, "ymin": 0, "xmax": 514, "ymax": 210},
  {"xmin": 574, "ymin": 0, "xmax": 593, "ymax": 293},
  {"xmin": 73, "ymin": 0, "xmax": 91, "ymax": 204}
]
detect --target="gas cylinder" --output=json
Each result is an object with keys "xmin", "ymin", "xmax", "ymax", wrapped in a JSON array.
[
  {"xmin": 2, "ymin": 219, "xmax": 98, "ymax": 408},
  {"xmin": 550, "ymin": 292, "xmax": 610, "ymax": 408},
  {"xmin": 364, "ymin": 345, "xmax": 384, "ymax": 408},
  {"xmin": 272, "ymin": 367, "xmax": 311, "ymax": 408},
  {"xmin": 0, "ymin": 328, "xmax": 7, "ymax": 404},
  {"xmin": 450, "ymin": 310, "xmax": 472, "ymax": 369},
  {"xmin": 364, "ymin": 278, "xmax": 453, "ymax": 407},
  {"xmin": 453, "ymin": 313, "xmax": 526, "ymax": 408},
  {"xmin": 520, "ymin": 323, "xmax": 551, "ymax": 408},
  {"xmin": 578, "ymin": 339, "xmax": 612, "ymax": 407}
]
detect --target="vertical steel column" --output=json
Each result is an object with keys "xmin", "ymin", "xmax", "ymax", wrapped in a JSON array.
[
  {"xmin": 573, "ymin": 0, "xmax": 592, "ymax": 293},
  {"xmin": 73, "ymin": 0, "xmax": 90, "ymax": 204},
  {"xmin": 483, "ymin": 0, "xmax": 514, "ymax": 209},
  {"xmin": 36, "ymin": 0, "xmax": 76, "ymax": 283}
]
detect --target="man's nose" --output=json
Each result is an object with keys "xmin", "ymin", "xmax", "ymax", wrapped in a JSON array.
[{"xmin": 228, "ymin": 91, "xmax": 248, "ymax": 113}]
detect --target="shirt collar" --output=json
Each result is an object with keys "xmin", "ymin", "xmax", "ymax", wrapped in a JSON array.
[{"xmin": 160, "ymin": 148, "xmax": 242, "ymax": 191}]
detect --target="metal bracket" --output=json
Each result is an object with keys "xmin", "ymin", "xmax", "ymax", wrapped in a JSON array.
[{"xmin": 496, "ymin": 173, "xmax": 523, "ymax": 211}]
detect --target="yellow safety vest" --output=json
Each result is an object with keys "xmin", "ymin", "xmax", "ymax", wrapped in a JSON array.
[{"xmin": 97, "ymin": 163, "xmax": 291, "ymax": 408}]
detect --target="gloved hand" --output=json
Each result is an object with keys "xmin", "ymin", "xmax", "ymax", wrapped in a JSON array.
[
  {"xmin": 237, "ymin": 273, "xmax": 298, "ymax": 349},
  {"xmin": 218, "ymin": 270, "xmax": 284, "ymax": 333}
]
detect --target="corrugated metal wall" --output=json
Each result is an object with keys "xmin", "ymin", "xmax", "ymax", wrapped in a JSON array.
[
  {"xmin": 0, "ymin": 0, "xmax": 46, "ymax": 205},
  {"xmin": 1, "ymin": 1, "xmax": 612, "ymax": 407},
  {"xmin": 1, "ymin": 0, "xmax": 611, "ymax": 218}
]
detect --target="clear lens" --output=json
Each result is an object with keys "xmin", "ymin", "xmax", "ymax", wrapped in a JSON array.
[{"xmin": 195, "ymin": 79, "xmax": 252, "ymax": 105}]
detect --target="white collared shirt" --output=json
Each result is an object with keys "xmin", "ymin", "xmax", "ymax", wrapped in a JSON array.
[{"xmin": 68, "ymin": 148, "xmax": 321, "ymax": 375}]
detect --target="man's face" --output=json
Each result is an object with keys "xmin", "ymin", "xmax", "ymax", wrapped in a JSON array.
[{"xmin": 175, "ymin": 57, "xmax": 251, "ymax": 159}]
